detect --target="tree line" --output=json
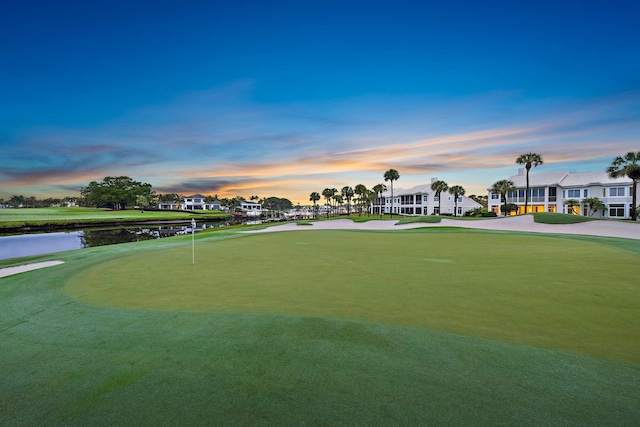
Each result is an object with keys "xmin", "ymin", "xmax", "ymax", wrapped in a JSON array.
[{"xmin": 308, "ymin": 169, "xmax": 485, "ymax": 219}]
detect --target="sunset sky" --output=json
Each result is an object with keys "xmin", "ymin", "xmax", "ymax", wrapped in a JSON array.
[{"xmin": 2, "ymin": 1, "xmax": 639, "ymax": 204}]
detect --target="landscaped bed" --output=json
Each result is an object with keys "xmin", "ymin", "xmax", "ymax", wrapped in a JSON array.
[{"xmin": 1, "ymin": 227, "xmax": 639, "ymax": 425}]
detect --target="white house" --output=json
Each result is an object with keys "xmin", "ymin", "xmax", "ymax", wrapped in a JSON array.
[
  {"xmin": 487, "ymin": 169, "xmax": 639, "ymax": 219},
  {"xmin": 158, "ymin": 194, "xmax": 222, "ymax": 211},
  {"xmin": 240, "ymin": 200, "xmax": 263, "ymax": 217},
  {"xmin": 371, "ymin": 179, "xmax": 483, "ymax": 216}
]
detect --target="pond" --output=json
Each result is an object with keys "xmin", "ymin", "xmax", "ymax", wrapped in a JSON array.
[{"xmin": 0, "ymin": 220, "xmax": 257, "ymax": 261}]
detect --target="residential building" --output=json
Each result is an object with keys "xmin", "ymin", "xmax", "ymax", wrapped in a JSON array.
[
  {"xmin": 371, "ymin": 179, "xmax": 483, "ymax": 216},
  {"xmin": 487, "ymin": 169, "xmax": 638, "ymax": 219},
  {"xmin": 158, "ymin": 194, "xmax": 221, "ymax": 211}
]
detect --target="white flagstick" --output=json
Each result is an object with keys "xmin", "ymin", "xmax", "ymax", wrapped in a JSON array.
[{"xmin": 191, "ymin": 218, "xmax": 196, "ymax": 264}]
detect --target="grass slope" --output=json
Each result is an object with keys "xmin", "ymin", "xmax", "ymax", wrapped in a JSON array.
[{"xmin": 1, "ymin": 229, "xmax": 639, "ymax": 425}]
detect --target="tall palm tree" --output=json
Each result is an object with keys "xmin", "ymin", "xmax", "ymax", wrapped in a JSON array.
[
  {"xmin": 309, "ymin": 192, "xmax": 321, "ymax": 219},
  {"xmin": 607, "ymin": 151, "xmax": 640, "ymax": 221},
  {"xmin": 322, "ymin": 188, "xmax": 336, "ymax": 217},
  {"xmin": 372, "ymin": 183, "xmax": 386, "ymax": 218},
  {"xmin": 491, "ymin": 179, "xmax": 516, "ymax": 216},
  {"xmin": 341, "ymin": 186, "xmax": 354, "ymax": 215},
  {"xmin": 332, "ymin": 194, "xmax": 343, "ymax": 215},
  {"xmin": 384, "ymin": 169, "xmax": 400, "ymax": 218},
  {"xmin": 354, "ymin": 184, "xmax": 368, "ymax": 216},
  {"xmin": 430, "ymin": 180, "xmax": 448, "ymax": 215},
  {"xmin": 515, "ymin": 153, "xmax": 543, "ymax": 214},
  {"xmin": 448, "ymin": 185, "xmax": 465, "ymax": 217}
]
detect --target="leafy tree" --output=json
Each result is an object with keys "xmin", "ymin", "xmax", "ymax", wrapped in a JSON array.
[
  {"xmin": 501, "ymin": 203, "xmax": 518, "ymax": 215},
  {"xmin": 430, "ymin": 180, "xmax": 448, "ymax": 215},
  {"xmin": 583, "ymin": 197, "xmax": 607, "ymax": 216},
  {"xmin": 8, "ymin": 195, "xmax": 24, "ymax": 208},
  {"xmin": 309, "ymin": 192, "xmax": 321, "ymax": 219},
  {"xmin": 372, "ymin": 183, "xmax": 386, "ymax": 218},
  {"xmin": 383, "ymin": 169, "xmax": 400, "ymax": 218},
  {"xmin": 81, "ymin": 176, "xmax": 153, "ymax": 210},
  {"xmin": 448, "ymin": 185, "xmax": 466, "ymax": 217},
  {"xmin": 341, "ymin": 186, "xmax": 354, "ymax": 215},
  {"xmin": 606, "ymin": 151, "xmax": 640, "ymax": 221},
  {"xmin": 468, "ymin": 194, "xmax": 488, "ymax": 207},
  {"xmin": 515, "ymin": 153, "xmax": 544, "ymax": 214},
  {"xmin": 262, "ymin": 196, "xmax": 293, "ymax": 211},
  {"xmin": 491, "ymin": 179, "xmax": 515, "ymax": 216}
]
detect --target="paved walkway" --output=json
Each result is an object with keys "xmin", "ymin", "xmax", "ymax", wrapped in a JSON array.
[{"xmin": 247, "ymin": 215, "xmax": 640, "ymax": 240}]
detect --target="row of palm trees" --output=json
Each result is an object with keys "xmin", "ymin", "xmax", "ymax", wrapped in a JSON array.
[
  {"xmin": 309, "ymin": 169, "xmax": 470, "ymax": 218},
  {"xmin": 490, "ymin": 151, "xmax": 639, "ymax": 220}
]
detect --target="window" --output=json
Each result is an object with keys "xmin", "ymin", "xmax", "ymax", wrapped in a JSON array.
[
  {"xmin": 610, "ymin": 187, "xmax": 625, "ymax": 197},
  {"xmin": 583, "ymin": 189, "xmax": 588, "ymax": 198},
  {"xmin": 491, "ymin": 192, "xmax": 500, "ymax": 199},
  {"xmin": 609, "ymin": 204, "xmax": 625, "ymax": 217},
  {"xmin": 567, "ymin": 189, "xmax": 581, "ymax": 198},
  {"xmin": 423, "ymin": 195, "xmax": 429, "ymax": 202},
  {"xmin": 530, "ymin": 188, "xmax": 545, "ymax": 198}
]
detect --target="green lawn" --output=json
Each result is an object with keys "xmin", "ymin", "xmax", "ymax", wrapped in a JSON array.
[
  {"xmin": 1, "ymin": 228, "xmax": 639, "ymax": 425},
  {"xmin": 0, "ymin": 207, "xmax": 229, "ymax": 230}
]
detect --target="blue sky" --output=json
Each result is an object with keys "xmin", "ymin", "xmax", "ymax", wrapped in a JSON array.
[{"xmin": 1, "ymin": 0, "xmax": 639, "ymax": 203}]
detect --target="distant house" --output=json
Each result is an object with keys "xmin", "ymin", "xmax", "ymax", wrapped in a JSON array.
[
  {"xmin": 239, "ymin": 200, "xmax": 262, "ymax": 217},
  {"xmin": 371, "ymin": 178, "xmax": 483, "ymax": 216},
  {"xmin": 487, "ymin": 169, "xmax": 639, "ymax": 218},
  {"xmin": 158, "ymin": 194, "xmax": 222, "ymax": 211}
]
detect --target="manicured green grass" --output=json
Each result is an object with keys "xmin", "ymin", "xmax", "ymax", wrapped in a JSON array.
[
  {"xmin": 1, "ymin": 228, "xmax": 639, "ymax": 425},
  {"xmin": 396, "ymin": 215, "xmax": 442, "ymax": 224},
  {"xmin": 534, "ymin": 212, "xmax": 599, "ymax": 224},
  {"xmin": 0, "ymin": 207, "xmax": 229, "ymax": 229}
]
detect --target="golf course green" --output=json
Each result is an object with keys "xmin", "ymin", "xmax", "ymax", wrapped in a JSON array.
[{"xmin": 2, "ymin": 226, "xmax": 639, "ymax": 425}]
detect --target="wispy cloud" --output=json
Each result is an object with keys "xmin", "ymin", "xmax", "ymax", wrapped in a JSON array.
[{"xmin": 1, "ymin": 85, "xmax": 639, "ymax": 201}]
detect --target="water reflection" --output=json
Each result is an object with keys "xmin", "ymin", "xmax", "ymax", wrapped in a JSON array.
[
  {"xmin": 0, "ymin": 220, "xmax": 246, "ymax": 261},
  {"xmin": 0, "ymin": 232, "xmax": 84, "ymax": 260}
]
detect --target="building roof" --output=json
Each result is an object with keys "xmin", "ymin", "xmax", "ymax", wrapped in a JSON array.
[
  {"xmin": 499, "ymin": 170, "xmax": 632, "ymax": 189},
  {"xmin": 558, "ymin": 171, "xmax": 630, "ymax": 187}
]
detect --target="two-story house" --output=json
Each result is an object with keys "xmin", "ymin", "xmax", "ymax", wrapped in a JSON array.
[
  {"xmin": 487, "ymin": 169, "xmax": 638, "ymax": 218},
  {"xmin": 372, "ymin": 179, "xmax": 483, "ymax": 216}
]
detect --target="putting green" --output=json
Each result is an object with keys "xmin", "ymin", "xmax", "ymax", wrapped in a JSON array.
[{"xmin": 64, "ymin": 230, "xmax": 640, "ymax": 364}]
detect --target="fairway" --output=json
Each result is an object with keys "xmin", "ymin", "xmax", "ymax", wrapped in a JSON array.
[
  {"xmin": 3, "ymin": 228, "xmax": 640, "ymax": 425},
  {"xmin": 66, "ymin": 229, "xmax": 640, "ymax": 364}
]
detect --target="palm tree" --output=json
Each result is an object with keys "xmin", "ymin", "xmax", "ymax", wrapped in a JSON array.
[
  {"xmin": 322, "ymin": 188, "xmax": 336, "ymax": 217},
  {"xmin": 583, "ymin": 196, "xmax": 607, "ymax": 216},
  {"xmin": 354, "ymin": 184, "xmax": 368, "ymax": 216},
  {"xmin": 309, "ymin": 192, "xmax": 321, "ymax": 219},
  {"xmin": 341, "ymin": 186, "xmax": 355, "ymax": 215},
  {"xmin": 430, "ymin": 180, "xmax": 448, "ymax": 215},
  {"xmin": 384, "ymin": 169, "xmax": 400, "ymax": 218},
  {"xmin": 332, "ymin": 194, "xmax": 343, "ymax": 215},
  {"xmin": 607, "ymin": 151, "xmax": 640, "ymax": 221},
  {"xmin": 372, "ymin": 183, "xmax": 386, "ymax": 218},
  {"xmin": 564, "ymin": 199, "xmax": 580, "ymax": 215},
  {"xmin": 448, "ymin": 185, "xmax": 466, "ymax": 217},
  {"xmin": 515, "ymin": 153, "xmax": 543, "ymax": 214},
  {"xmin": 491, "ymin": 179, "xmax": 516, "ymax": 216}
]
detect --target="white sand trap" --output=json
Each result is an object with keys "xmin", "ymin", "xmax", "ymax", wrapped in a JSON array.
[
  {"xmin": 0, "ymin": 260, "xmax": 65, "ymax": 278},
  {"xmin": 247, "ymin": 216, "xmax": 640, "ymax": 240}
]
